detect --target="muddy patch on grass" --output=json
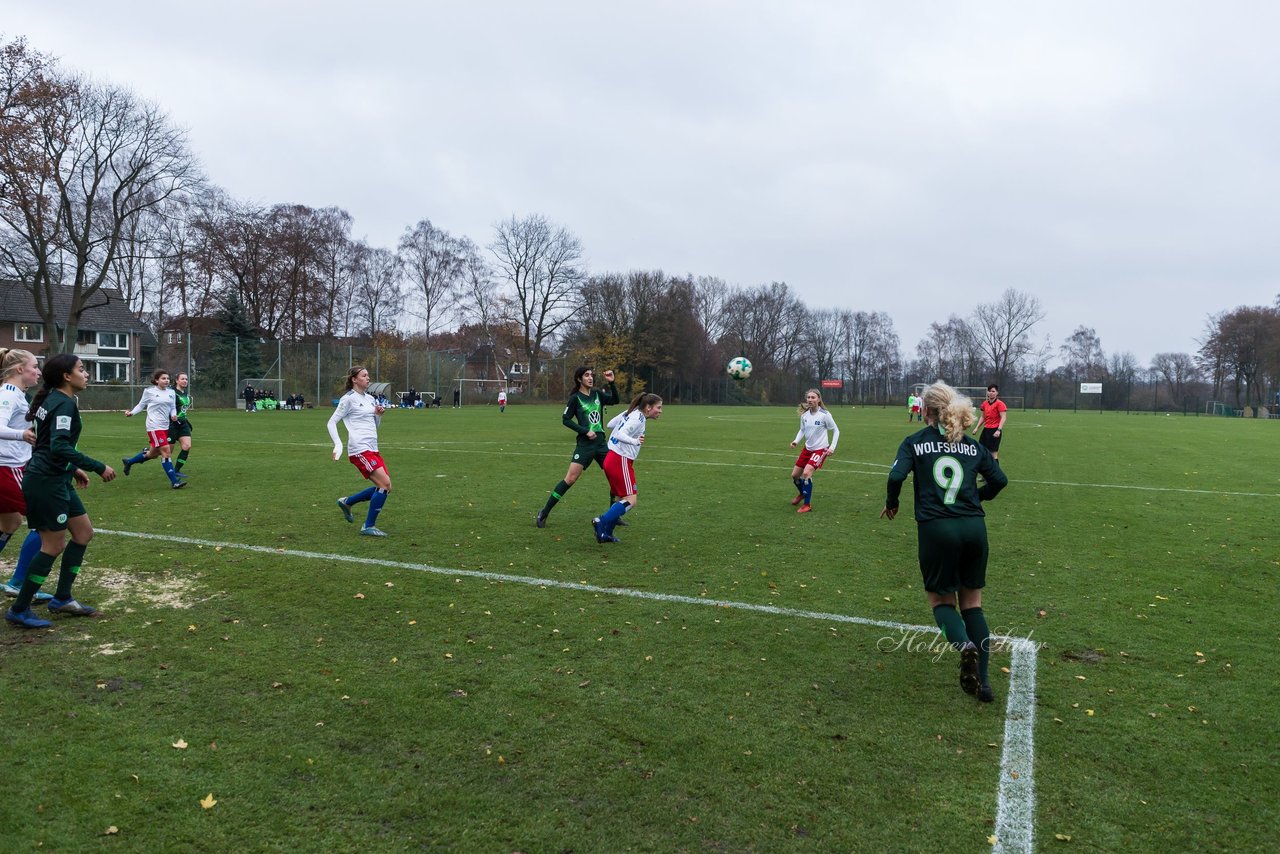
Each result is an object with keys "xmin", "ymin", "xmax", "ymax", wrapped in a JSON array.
[{"xmin": 88, "ymin": 567, "xmax": 206, "ymax": 612}]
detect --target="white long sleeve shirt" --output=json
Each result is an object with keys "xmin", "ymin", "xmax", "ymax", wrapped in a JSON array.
[
  {"xmin": 328, "ymin": 389, "xmax": 381, "ymax": 456},
  {"xmin": 606, "ymin": 409, "xmax": 647, "ymax": 461},
  {"xmin": 129, "ymin": 386, "xmax": 177, "ymax": 431},
  {"xmin": 794, "ymin": 408, "xmax": 839, "ymax": 452},
  {"xmin": 0, "ymin": 383, "xmax": 33, "ymax": 468}
]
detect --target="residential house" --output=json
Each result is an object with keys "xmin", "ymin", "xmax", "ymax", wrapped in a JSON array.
[{"xmin": 0, "ymin": 279, "xmax": 156, "ymax": 381}]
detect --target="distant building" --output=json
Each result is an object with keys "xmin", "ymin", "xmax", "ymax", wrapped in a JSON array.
[{"xmin": 0, "ymin": 279, "xmax": 156, "ymax": 381}]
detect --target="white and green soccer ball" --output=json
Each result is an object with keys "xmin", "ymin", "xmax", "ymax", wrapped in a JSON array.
[{"xmin": 726, "ymin": 356, "xmax": 753, "ymax": 380}]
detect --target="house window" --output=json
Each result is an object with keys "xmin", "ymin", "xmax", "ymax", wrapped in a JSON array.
[
  {"xmin": 14, "ymin": 324, "xmax": 43, "ymax": 343},
  {"xmin": 97, "ymin": 332, "xmax": 129, "ymax": 350},
  {"xmin": 166, "ymin": 333, "xmax": 172, "ymax": 344},
  {"xmin": 91, "ymin": 361, "xmax": 129, "ymax": 383}
]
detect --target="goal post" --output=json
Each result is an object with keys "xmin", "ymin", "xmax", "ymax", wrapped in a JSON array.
[
  {"xmin": 455, "ymin": 377, "xmax": 510, "ymax": 407},
  {"xmin": 240, "ymin": 377, "xmax": 283, "ymax": 410}
]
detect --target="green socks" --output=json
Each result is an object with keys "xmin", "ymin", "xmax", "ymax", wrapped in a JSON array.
[{"xmin": 932, "ymin": 604, "xmax": 971, "ymax": 651}]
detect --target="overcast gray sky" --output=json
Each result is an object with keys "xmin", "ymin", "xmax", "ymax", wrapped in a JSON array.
[{"xmin": 6, "ymin": 1, "xmax": 1278, "ymax": 365}]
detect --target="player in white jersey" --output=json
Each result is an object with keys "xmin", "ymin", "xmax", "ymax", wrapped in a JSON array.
[
  {"xmin": 0, "ymin": 348, "xmax": 51, "ymax": 600},
  {"xmin": 591, "ymin": 392, "xmax": 663, "ymax": 543},
  {"xmin": 329, "ymin": 366, "xmax": 392, "ymax": 537},
  {"xmin": 121, "ymin": 369, "xmax": 185, "ymax": 488},
  {"xmin": 789, "ymin": 388, "xmax": 839, "ymax": 514}
]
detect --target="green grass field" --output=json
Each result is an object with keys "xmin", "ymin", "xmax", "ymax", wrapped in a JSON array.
[{"xmin": 1, "ymin": 403, "xmax": 1276, "ymax": 852}]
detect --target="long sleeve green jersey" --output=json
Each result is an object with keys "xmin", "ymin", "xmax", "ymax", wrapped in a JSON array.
[
  {"xmin": 562, "ymin": 383, "xmax": 619, "ymax": 443},
  {"xmin": 886, "ymin": 425, "xmax": 1007, "ymax": 522},
  {"xmin": 27, "ymin": 390, "xmax": 106, "ymax": 477}
]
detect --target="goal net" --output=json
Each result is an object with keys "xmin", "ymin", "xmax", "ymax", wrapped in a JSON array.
[
  {"xmin": 240, "ymin": 377, "xmax": 283, "ymax": 409},
  {"xmin": 454, "ymin": 377, "xmax": 510, "ymax": 407}
]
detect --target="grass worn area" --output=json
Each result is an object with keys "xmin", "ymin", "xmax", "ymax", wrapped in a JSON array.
[{"xmin": 0, "ymin": 403, "xmax": 1275, "ymax": 851}]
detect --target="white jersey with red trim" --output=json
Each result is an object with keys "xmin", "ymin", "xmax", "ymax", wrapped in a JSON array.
[
  {"xmin": 129, "ymin": 386, "xmax": 177, "ymax": 431},
  {"xmin": 0, "ymin": 383, "xmax": 32, "ymax": 468},
  {"xmin": 328, "ymin": 389, "xmax": 381, "ymax": 456},
  {"xmin": 794, "ymin": 408, "xmax": 839, "ymax": 452},
  {"xmin": 606, "ymin": 409, "xmax": 647, "ymax": 461}
]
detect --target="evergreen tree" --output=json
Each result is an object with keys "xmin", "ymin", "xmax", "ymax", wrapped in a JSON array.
[{"xmin": 204, "ymin": 293, "xmax": 265, "ymax": 390}]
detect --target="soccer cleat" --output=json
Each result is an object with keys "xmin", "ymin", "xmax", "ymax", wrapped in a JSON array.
[
  {"xmin": 796, "ymin": 504, "xmax": 812, "ymax": 514},
  {"xmin": 171, "ymin": 480, "xmax": 187, "ymax": 490},
  {"xmin": 977, "ymin": 682, "xmax": 995, "ymax": 703},
  {"xmin": 614, "ymin": 517, "xmax": 629, "ymax": 527},
  {"xmin": 534, "ymin": 509, "xmax": 548, "ymax": 528},
  {"xmin": 791, "ymin": 495, "xmax": 803, "ymax": 506},
  {"xmin": 122, "ymin": 457, "xmax": 132, "ymax": 476},
  {"xmin": 5, "ymin": 607, "xmax": 52, "ymax": 628},
  {"xmin": 46, "ymin": 598, "xmax": 96, "ymax": 617},
  {"xmin": 173, "ymin": 470, "xmax": 188, "ymax": 479},
  {"xmin": 359, "ymin": 526, "xmax": 387, "ymax": 537},
  {"xmin": 4, "ymin": 584, "xmax": 51, "ymax": 602},
  {"xmin": 337, "ymin": 499, "xmax": 355, "ymax": 523},
  {"xmin": 960, "ymin": 642, "xmax": 981, "ymax": 696}
]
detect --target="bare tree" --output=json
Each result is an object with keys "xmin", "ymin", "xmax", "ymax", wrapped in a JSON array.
[
  {"xmin": 349, "ymin": 242, "xmax": 404, "ymax": 336},
  {"xmin": 489, "ymin": 213, "xmax": 585, "ymax": 391},
  {"xmin": 969, "ymin": 289, "xmax": 1045, "ymax": 386},
  {"xmin": 45, "ymin": 78, "xmax": 200, "ymax": 350},
  {"xmin": 456, "ymin": 237, "xmax": 506, "ymax": 345},
  {"xmin": 1060, "ymin": 325, "xmax": 1106, "ymax": 379},
  {"xmin": 399, "ymin": 218, "xmax": 467, "ymax": 340},
  {"xmin": 0, "ymin": 37, "xmax": 73, "ymax": 324}
]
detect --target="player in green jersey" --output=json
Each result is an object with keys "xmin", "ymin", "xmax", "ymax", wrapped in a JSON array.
[
  {"xmin": 5, "ymin": 354, "xmax": 116, "ymax": 629},
  {"xmin": 169, "ymin": 371, "xmax": 194, "ymax": 473},
  {"xmin": 881, "ymin": 380, "xmax": 1008, "ymax": 702},
  {"xmin": 535, "ymin": 366, "xmax": 619, "ymax": 528}
]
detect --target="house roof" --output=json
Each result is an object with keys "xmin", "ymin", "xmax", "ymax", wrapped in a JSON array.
[{"xmin": 0, "ymin": 278, "xmax": 157, "ymax": 345}]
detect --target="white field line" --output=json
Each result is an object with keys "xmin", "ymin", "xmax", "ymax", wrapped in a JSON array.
[
  {"xmin": 195, "ymin": 436, "xmax": 1280, "ymax": 497},
  {"xmin": 98, "ymin": 527, "xmax": 1038, "ymax": 851}
]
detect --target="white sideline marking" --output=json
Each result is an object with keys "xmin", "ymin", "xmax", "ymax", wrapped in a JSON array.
[{"xmin": 99, "ymin": 527, "xmax": 1038, "ymax": 850}]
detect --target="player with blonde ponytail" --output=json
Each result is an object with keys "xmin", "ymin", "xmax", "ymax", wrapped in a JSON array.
[{"xmin": 880, "ymin": 381, "xmax": 1007, "ymax": 702}]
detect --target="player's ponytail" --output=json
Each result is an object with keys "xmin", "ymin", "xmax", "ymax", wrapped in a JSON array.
[
  {"xmin": 27, "ymin": 353, "xmax": 80, "ymax": 421},
  {"xmin": 626, "ymin": 392, "xmax": 662, "ymax": 415},
  {"xmin": 922, "ymin": 380, "xmax": 975, "ymax": 443}
]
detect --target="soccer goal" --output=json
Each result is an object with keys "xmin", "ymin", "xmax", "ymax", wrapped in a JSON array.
[
  {"xmin": 240, "ymin": 377, "xmax": 283, "ymax": 410},
  {"xmin": 912, "ymin": 383, "xmax": 1022, "ymax": 410},
  {"xmin": 1205, "ymin": 401, "xmax": 1239, "ymax": 417},
  {"xmin": 454, "ymin": 377, "xmax": 510, "ymax": 407}
]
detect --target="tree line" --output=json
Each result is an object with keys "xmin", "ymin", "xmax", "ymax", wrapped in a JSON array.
[{"xmin": 3, "ymin": 35, "xmax": 1277, "ymax": 409}]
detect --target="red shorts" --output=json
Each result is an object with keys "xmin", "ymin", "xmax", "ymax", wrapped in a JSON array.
[
  {"xmin": 794, "ymin": 447, "xmax": 831, "ymax": 471},
  {"xmin": 602, "ymin": 450, "xmax": 636, "ymax": 498},
  {"xmin": 910, "ymin": 405, "xmax": 921, "ymax": 413},
  {"xmin": 0, "ymin": 466, "xmax": 25, "ymax": 514},
  {"xmin": 147, "ymin": 429, "xmax": 170, "ymax": 449},
  {"xmin": 349, "ymin": 451, "xmax": 387, "ymax": 479}
]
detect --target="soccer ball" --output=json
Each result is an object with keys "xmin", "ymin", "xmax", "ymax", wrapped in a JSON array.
[{"xmin": 727, "ymin": 356, "xmax": 753, "ymax": 380}]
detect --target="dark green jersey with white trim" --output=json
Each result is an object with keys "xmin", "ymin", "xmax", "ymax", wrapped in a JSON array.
[
  {"xmin": 27, "ymin": 390, "xmax": 105, "ymax": 477},
  {"xmin": 174, "ymin": 388, "xmax": 192, "ymax": 422},
  {"xmin": 886, "ymin": 425, "xmax": 1007, "ymax": 522}
]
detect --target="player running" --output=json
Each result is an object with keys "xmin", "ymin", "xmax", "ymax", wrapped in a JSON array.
[
  {"xmin": 789, "ymin": 388, "xmax": 839, "ymax": 513},
  {"xmin": 880, "ymin": 381, "xmax": 1008, "ymax": 702},
  {"xmin": 534, "ymin": 367, "xmax": 619, "ymax": 528},
  {"xmin": 330, "ymin": 366, "xmax": 392, "ymax": 537},
  {"xmin": 591, "ymin": 393, "xmax": 662, "ymax": 543},
  {"xmin": 121, "ymin": 369, "xmax": 186, "ymax": 489},
  {"xmin": 169, "ymin": 371, "xmax": 194, "ymax": 474}
]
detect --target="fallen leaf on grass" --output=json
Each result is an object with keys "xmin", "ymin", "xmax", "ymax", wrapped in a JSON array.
[
  {"xmin": 354, "ymin": 593, "xmax": 365, "ymax": 600},
  {"xmin": 104, "ymin": 826, "xmax": 118, "ymax": 835},
  {"xmin": 1055, "ymin": 833, "xmax": 1073, "ymax": 841},
  {"xmin": 172, "ymin": 739, "xmax": 188, "ymax": 749},
  {"xmin": 199, "ymin": 793, "xmax": 216, "ymax": 809}
]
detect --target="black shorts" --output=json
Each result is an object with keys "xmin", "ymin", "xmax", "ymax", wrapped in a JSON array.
[
  {"xmin": 916, "ymin": 516, "xmax": 989, "ymax": 594},
  {"xmin": 22, "ymin": 472, "xmax": 87, "ymax": 532},
  {"xmin": 169, "ymin": 419, "xmax": 193, "ymax": 441},
  {"xmin": 979, "ymin": 427, "xmax": 1002, "ymax": 453},
  {"xmin": 570, "ymin": 442, "xmax": 608, "ymax": 470}
]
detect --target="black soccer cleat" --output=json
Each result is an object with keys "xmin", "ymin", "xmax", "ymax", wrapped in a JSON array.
[
  {"xmin": 959, "ymin": 642, "xmax": 980, "ymax": 695},
  {"xmin": 535, "ymin": 509, "xmax": 548, "ymax": 529}
]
